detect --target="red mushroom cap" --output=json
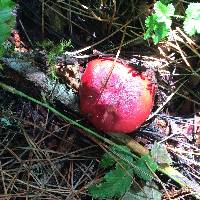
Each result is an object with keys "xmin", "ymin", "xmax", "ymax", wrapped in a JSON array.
[{"xmin": 79, "ymin": 57, "xmax": 156, "ymax": 133}]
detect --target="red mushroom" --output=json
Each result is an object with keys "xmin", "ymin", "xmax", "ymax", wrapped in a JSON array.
[{"xmin": 79, "ymin": 57, "xmax": 156, "ymax": 134}]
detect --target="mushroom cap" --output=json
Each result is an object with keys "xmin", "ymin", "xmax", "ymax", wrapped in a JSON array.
[{"xmin": 79, "ymin": 57, "xmax": 156, "ymax": 133}]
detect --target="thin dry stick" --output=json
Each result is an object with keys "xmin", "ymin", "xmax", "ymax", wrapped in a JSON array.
[
  {"xmin": 171, "ymin": 29, "xmax": 191, "ymax": 69},
  {"xmin": 148, "ymin": 80, "xmax": 187, "ymax": 120},
  {"xmin": 176, "ymin": 27, "xmax": 197, "ymax": 47},
  {"xmin": 0, "ymin": 162, "xmax": 8, "ymax": 200},
  {"xmin": 64, "ymin": 19, "xmax": 131, "ymax": 56},
  {"xmin": 71, "ymin": 0, "xmax": 115, "ymax": 22},
  {"xmin": 146, "ymin": 163, "xmax": 171, "ymax": 200},
  {"xmin": 42, "ymin": 0, "xmax": 90, "ymax": 34},
  {"xmin": 170, "ymin": 30, "xmax": 200, "ymax": 78},
  {"xmin": 107, "ymin": 0, "xmax": 117, "ymax": 34}
]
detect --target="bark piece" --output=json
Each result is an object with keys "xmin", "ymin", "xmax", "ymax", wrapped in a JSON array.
[{"xmin": 1, "ymin": 57, "xmax": 79, "ymax": 111}]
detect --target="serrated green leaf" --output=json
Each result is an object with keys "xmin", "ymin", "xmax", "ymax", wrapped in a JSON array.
[
  {"xmin": 185, "ymin": 3, "xmax": 200, "ymax": 19},
  {"xmin": 154, "ymin": 2, "xmax": 174, "ymax": 26},
  {"xmin": 88, "ymin": 163, "xmax": 133, "ymax": 199},
  {"xmin": 144, "ymin": 1, "xmax": 174, "ymax": 44},
  {"xmin": 151, "ymin": 142, "xmax": 172, "ymax": 165},
  {"xmin": 123, "ymin": 181, "xmax": 162, "ymax": 200},
  {"xmin": 100, "ymin": 145, "xmax": 133, "ymax": 168},
  {"xmin": 145, "ymin": 14, "xmax": 158, "ymax": 31},
  {"xmin": 89, "ymin": 145, "xmax": 159, "ymax": 199},
  {"xmin": 183, "ymin": 3, "xmax": 200, "ymax": 36},
  {"xmin": 144, "ymin": 14, "xmax": 158, "ymax": 40},
  {"xmin": 154, "ymin": 1, "xmax": 174, "ymax": 29},
  {"xmin": 152, "ymin": 22, "xmax": 169, "ymax": 44},
  {"xmin": 89, "ymin": 145, "xmax": 134, "ymax": 199},
  {"xmin": 100, "ymin": 152, "xmax": 116, "ymax": 168},
  {"xmin": 133, "ymin": 155, "xmax": 158, "ymax": 181},
  {"xmin": 144, "ymin": 14, "xmax": 169, "ymax": 44}
]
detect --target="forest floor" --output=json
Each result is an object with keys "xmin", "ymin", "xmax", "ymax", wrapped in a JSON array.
[{"xmin": 0, "ymin": 1, "xmax": 200, "ymax": 200}]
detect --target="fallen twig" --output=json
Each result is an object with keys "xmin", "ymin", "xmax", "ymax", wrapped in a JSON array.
[{"xmin": 1, "ymin": 57, "xmax": 79, "ymax": 111}]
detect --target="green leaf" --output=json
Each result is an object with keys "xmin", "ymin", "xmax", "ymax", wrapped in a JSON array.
[
  {"xmin": 0, "ymin": 0, "xmax": 15, "ymax": 8},
  {"xmin": 88, "ymin": 163, "xmax": 133, "ymax": 199},
  {"xmin": 89, "ymin": 145, "xmax": 159, "ymax": 199},
  {"xmin": 0, "ymin": 23, "xmax": 11, "ymax": 44},
  {"xmin": 0, "ymin": 0, "xmax": 15, "ymax": 53},
  {"xmin": 154, "ymin": 1, "xmax": 174, "ymax": 28},
  {"xmin": 144, "ymin": 14, "xmax": 158, "ymax": 38},
  {"xmin": 100, "ymin": 151, "xmax": 116, "ymax": 168},
  {"xmin": 183, "ymin": 3, "xmax": 200, "ymax": 36},
  {"xmin": 0, "ymin": 8, "xmax": 14, "ymax": 22},
  {"xmin": 144, "ymin": 14, "xmax": 169, "ymax": 44},
  {"xmin": 123, "ymin": 181, "xmax": 162, "ymax": 200},
  {"xmin": 0, "ymin": 0, "xmax": 15, "ymax": 23},
  {"xmin": 144, "ymin": 1, "xmax": 175, "ymax": 44},
  {"xmin": 133, "ymin": 155, "xmax": 158, "ymax": 181},
  {"xmin": 100, "ymin": 145, "xmax": 133, "ymax": 168},
  {"xmin": 151, "ymin": 142, "xmax": 172, "ymax": 165},
  {"xmin": 152, "ymin": 22, "xmax": 169, "ymax": 44},
  {"xmin": 0, "ymin": 46, "xmax": 4, "ymax": 57},
  {"xmin": 89, "ymin": 145, "xmax": 134, "ymax": 199}
]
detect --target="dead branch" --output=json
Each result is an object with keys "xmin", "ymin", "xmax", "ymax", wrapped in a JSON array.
[{"xmin": 1, "ymin": 56, "xmax": 79, "ymax": 111}]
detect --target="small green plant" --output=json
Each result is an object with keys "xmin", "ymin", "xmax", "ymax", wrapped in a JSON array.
[
  {"xmin": 0, "ymin": 0, "xmax": 16, "ymax": 56},
  {"xmin": 37, "ymin": 39, "xmax": 72, "ymax": 79},
  {"xmin": 183, "ymin": 3, "xmax": 200, "ymax": 36},
  {"xmin": 144, "ymin": 1, "xmax": 200, "ymax": 44},
  {"xmin": 88, "ymin": 145, "xmax": 158, "ymax": 199}
]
